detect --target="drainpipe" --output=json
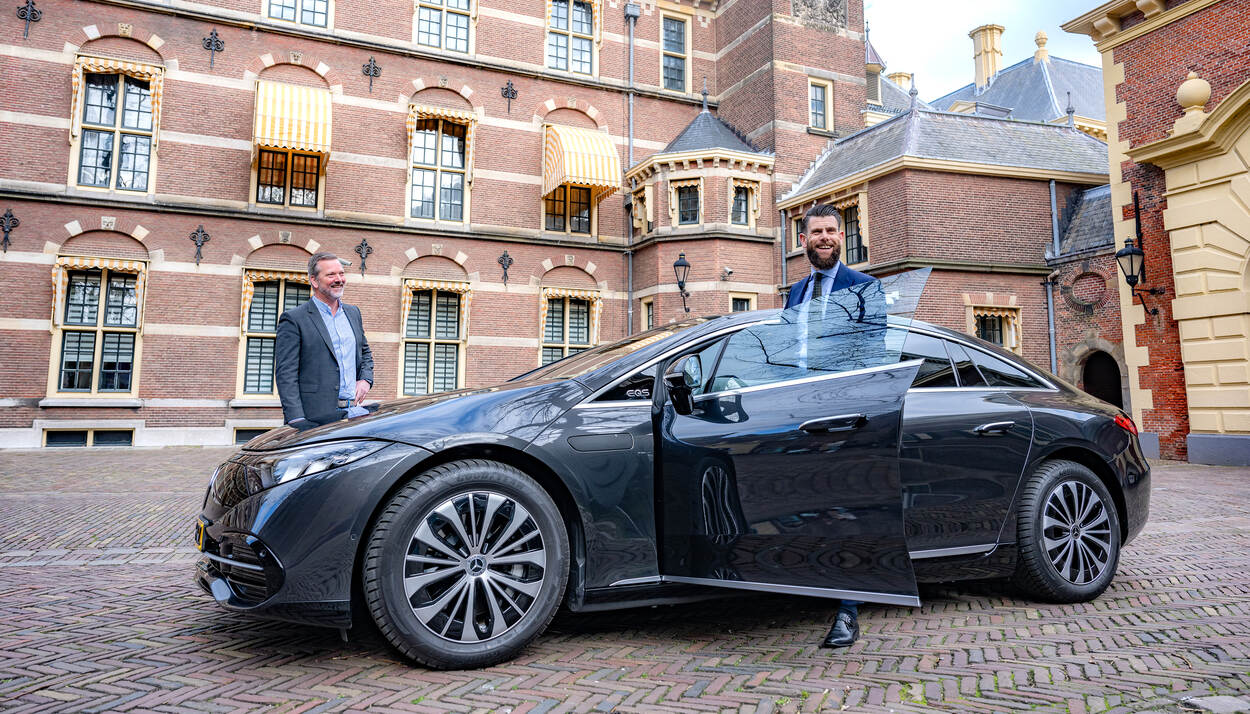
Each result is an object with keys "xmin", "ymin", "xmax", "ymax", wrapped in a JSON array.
[
  {"xmin": 1044, "ymin": 269, "xmax": 1059, "ymax": 375},
  {"xmin": 1046, "ymin": 179, "xmax": 1062, "ymax": 375},
  {"xmin": 779, "ymin": 209, "xmax": 788, "ymax": 294},
  {"xmin": 624, "ymin": 3, "xmax": 640, "ymax": 334}
]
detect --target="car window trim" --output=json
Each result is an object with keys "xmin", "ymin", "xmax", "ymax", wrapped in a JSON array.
[
  {"xmin": 694, "ymin": 358, "xmax": 924, "ymax": 401},
  {"xmin": 907, "ymin": 325, "xmax": 1057, "ymax": 391}
]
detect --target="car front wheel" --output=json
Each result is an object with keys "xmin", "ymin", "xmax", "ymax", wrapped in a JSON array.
[
  {"xmin": 363, "ymin": 459, "xmax": 569, "ymax": 669},
  {"xmin": 1012, "ymin": 459, "xmax": 1122, "ymax": 603}
]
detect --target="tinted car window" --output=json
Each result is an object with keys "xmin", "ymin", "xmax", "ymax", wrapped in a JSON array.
[
  {"xmin": 967, "ymin": 347, "xmax": 1045, "ymax": 388},
  {"xmin": 945, "ymin": 341, "xmax": 988, "ymax": 387},
  {"xmin": 900, "ymin": 331, "xmax": 958, "ymax": 388},
  {"xmin": 595, "ymin": 366, "xmax": 656, "ymax": 402}
]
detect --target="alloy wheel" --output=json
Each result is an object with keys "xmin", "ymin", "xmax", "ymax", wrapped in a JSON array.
[
  {"xmin": 1041, "ymin": 480, "xmax": 1113, "ymax": 585},
  {"xmin": 402, "ymin": 490, "xmax": 547, "ymax": 643}
]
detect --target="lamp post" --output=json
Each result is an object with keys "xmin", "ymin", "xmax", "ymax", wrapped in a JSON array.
[
  {"xmin": 1115, "ymin": 236, "xmax": 1162, "ymax": 315},
  {"xmin": 673, "ymin": 252, "xmax": 691, "ymax": 313}
]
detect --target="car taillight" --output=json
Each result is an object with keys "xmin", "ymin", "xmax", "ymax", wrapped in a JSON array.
[{"xmin": 1114, "ymin": 413, "xmax": 1138, "ymax": 436}]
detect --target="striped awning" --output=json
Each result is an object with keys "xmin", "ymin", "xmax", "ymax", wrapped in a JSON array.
[
  {"xmin": 51, "ymin": 256, "xmax": 147, "ymax": 330},
  {"xmin": 406, "ymin": 104, "xmax": 477, "ymax": 177},
  {"xmin": 253, "ymin": 81, "xmax": 333, "ymax": 155},
  {"xmin": 69, "ymin": 56, "xmax": 165, "ymax": 149},
  {"xmin": 401, "ymin": 279, "xmax": 473, "ymax": 341},
  {"xmin": 540, "ymin": 286, "xmax": 602, "ymax": 346},
  {"xmin": 542, "ymin": 125, "xmax": 621, "ymax": 203},
  {"xmin": 240, "ymin": 269, "xmax": 309, "ymax": 333}
]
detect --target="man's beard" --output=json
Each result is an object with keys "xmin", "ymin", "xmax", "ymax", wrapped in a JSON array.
[{"xmin": 806, "ymin": 242, "xmax": 841, "ymax": 270}]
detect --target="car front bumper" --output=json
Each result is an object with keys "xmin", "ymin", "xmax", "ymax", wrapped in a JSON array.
[{"xmin": 194, "ymin": 441, "xmax": 429, "ymax": 628}]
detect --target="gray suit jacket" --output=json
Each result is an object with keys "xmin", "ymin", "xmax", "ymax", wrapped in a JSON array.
[{"xmin": 275, "ymin": 298, "xmax": 374, "ymax": 423}]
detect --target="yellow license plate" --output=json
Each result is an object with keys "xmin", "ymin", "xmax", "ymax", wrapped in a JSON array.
[{"xmin": 195, "ymin": 519, "xmax": 207, "ymax": 552}]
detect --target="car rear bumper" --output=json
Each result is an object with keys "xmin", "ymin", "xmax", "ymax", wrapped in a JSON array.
[
  {"xmin": 193, "ymin": 442, "xmax": 429, "ymax": 628},
  {"xmin": 1116, "ymin": 436, "xmax": 1151, "ymax": 546}
]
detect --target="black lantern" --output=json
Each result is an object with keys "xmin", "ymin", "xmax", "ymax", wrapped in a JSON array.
[
  {"xmin": 1115, "ymin": 236, "xmax": 1162, "ymax": 315},
  {"xmin": 673, "ymin": 252, "xmax": 691, "ymax": 313}
]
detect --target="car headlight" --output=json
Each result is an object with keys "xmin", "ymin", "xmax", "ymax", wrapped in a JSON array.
[{"xmin": 257, "ymin": 440, "xmax": 391, "ymax": 487}]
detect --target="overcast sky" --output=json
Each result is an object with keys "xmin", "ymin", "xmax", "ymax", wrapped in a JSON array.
[{"xmin": 864, "ymin": 0, "xmax": 1104, "ymax": 101}]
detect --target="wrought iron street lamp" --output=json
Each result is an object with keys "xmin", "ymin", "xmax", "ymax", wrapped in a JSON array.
[
  {"xmin": 673, "ymin": 252, "xmax": 691, "ymax": 313},
  {"xmin": 1115, "ymin": 236, "xmax": 1162, "ymax": 315}
]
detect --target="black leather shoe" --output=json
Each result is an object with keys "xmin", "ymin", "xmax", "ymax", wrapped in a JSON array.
[{"xmin": 821, "ymin": 610, "xmax": 859, "ymax": 648}]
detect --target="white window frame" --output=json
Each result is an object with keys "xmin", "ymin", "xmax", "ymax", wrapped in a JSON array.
[
  {"xmin": 47, "ymin": 264, "xmax": 145, "ymax": 398},
  {"xmin": 266, "ymin": 0, "xmax": 334, "ymax": 28},
  {"xmin": 408, "ymin": 116, "xmax": 470, "ymax": 223},
  {"xmin": 253, "ymin": 148, "xmax": 325, "ymax": 211},
  {"xmin": 809, "ymin": 78, "xmax": 832, "ymax": 130},
  {"xmin": 660, "ymin": 12, "xmax": 691, "ymax": 94},
  {"xmin": 547, "ymin": 0, "xmax": 596, "ymax": 76},
  {"xmin": 415, "ymin": 0, "xmax": 473, "ymax": 53},
  {"xmin": 399, "ymin": 281, "xmax": 471, "ymax": 396},
  {"xmin": 236, "ymin": 272, "xmax": 311, "ymax": 400},
  {"xmin": 540, "ymin": 289, "xmax": 600, "ymax": 365}
]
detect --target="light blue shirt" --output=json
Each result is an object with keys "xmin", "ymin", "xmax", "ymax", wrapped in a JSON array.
[
  {"xmin": 312, "ymin": 297, "xmax": 367, "ymax": 418},
  {"xmin": 802, "ymin": 262, "xmax": 842, "ymax": 303}
]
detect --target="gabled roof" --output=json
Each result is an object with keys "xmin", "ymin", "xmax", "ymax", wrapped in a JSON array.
[
  {"xmin": 658, "ymin": 109, "xmax": 764, "ymax": 157},
  {"xmin": 930, "ymin": 56, "xmax": 1104, "ymax": 123},
  {"xmin": 1056, "ymin": 184, "xmax": 1114, "ymax": 257},
  {"xmin": 785, "ymin": 108, "xmax": 1109, "ymax": 199}
]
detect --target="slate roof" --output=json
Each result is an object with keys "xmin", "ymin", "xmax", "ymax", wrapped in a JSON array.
[
  {"xmin": 657, "ymin": 109, "xmax": 765, "ymax": 157},
  {"xmin": 865, "ymin": 37, "xmax": 885, "ymax": 67},
  {"xmin": 930, "ymin": 56, "xmax": 1104, "ymax": 123},
  {"xmin": 1056, "ymin": 184, "xmax": 1114, "ymax": 258},
  {"xmin": 877, "ymin": 75, "xmax": 934, "ymax": 115},
  {"xmin": 787, "ymin": 108, "xmax": 1109, "ymax": 198}
]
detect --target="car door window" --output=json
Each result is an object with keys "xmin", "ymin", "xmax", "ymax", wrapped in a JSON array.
[
  {"xmin": 967, "ymin": 347, "xmax": 1045, "ymax": 388},
  {"xmin": 706, "ymin": 284, "xmax": 906, "ymax": 392},
  {"xmin": 945, "ymin": 341, "xmax": 988, "ymax": 387},
  {"xmin": 899, "ymin": 331, "xmax": 958, "ymax": 388}
]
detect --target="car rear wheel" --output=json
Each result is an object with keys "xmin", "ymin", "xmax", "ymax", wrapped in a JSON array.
[
  {"xmin": 1012, "ymin": 459, "xmax": 1121, "ymax": 603},
  {"xmin": 362, "ymin": 459, "xmax": 569, "ymax": 669}
]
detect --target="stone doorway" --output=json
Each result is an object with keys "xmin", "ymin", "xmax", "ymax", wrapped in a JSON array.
[{"xmin": 1082, "ymin": 350, "xmax": 1123, "ymax": 408}]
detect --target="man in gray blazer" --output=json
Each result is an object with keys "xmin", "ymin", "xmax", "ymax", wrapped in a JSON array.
[{"xmin": 276, "ymin": 252, "xmax": 374, "ymax": 426}]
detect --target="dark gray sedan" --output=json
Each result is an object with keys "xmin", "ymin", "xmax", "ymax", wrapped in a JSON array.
[{"xmin": 195, "ymin": 271, "xmax": 1150, "ymax": 669}]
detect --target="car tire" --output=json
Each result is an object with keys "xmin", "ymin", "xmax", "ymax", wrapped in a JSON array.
[
  {"xmin": 1012, "ymin": 459, "xmax": 1122, "ymax": 603},
  {"xmin": 362, "ymin": 459, "xmax": 569, "ymax": 669}
]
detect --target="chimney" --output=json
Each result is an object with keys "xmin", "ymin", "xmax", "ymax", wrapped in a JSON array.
[
  {"xmin": 1034, "ymin": 30, "xmax": 1050, "ymax": 62},
  {"xmin": 886, "ymin": 71, "xmax": 912, "ymax": 87},
  {"xmin": 969, "ymin": 24, "xmax": 1005, "ymax": 90}
]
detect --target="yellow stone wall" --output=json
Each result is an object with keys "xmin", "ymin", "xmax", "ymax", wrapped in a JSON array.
[{"xmin": 1163, "ymin": 128, "xmax": 1250, "ymax": 434}]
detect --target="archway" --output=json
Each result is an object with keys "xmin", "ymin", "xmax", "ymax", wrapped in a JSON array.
[{"xmin": 1082, "ymin": 351, "xmax": 1122, "ymax": 408}]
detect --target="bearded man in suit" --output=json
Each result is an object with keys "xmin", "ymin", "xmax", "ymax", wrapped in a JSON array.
[{"xmin": 787, "ymin": 203, "xmax": 871, "ymax": 649}]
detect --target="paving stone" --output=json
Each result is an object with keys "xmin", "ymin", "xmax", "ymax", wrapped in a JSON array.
[{"xmin": 0, "ymin": 451, "xmax": 1248, "ymax": 711}]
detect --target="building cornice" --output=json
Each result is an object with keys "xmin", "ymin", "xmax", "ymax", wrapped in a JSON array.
[
  {"xmin": 625, "ymin": 149, "xmax": 774, "ymax": 181},
  {"xmin": 79, "ymin": 0, "xmax": 711, "ymax": 109},
  {"xmin": 866, "ymin": 257, "xmax": 1054, "ymax": 276},
  {"xmin": 1061, "ymin": 0, "xmax": 1223, "ymax": 50},
  {"xmin": 778, "ymin": 156, "xmax": 1108, "ymax": 210},
  {"xmin": 0, "ymin": 189, "xmax": 631, "ymax": 253},
  {"xmin": 1126, "ymin": 78, "xmax": 1250, "ymax": 169}
]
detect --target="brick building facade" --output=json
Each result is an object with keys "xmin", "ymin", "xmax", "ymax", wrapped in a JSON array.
[
  {"xmin": 1064, "ymin": 0, "xmax": 1250, "ymax": 463},
  {"xmin": 0, "ymin": 0, "xmax": 875, "ymax": 447}
]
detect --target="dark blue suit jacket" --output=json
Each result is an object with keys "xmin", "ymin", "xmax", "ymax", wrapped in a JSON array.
[{"xmin": 784, "ymin": 263, "xmax": 874, "ymax": 308}]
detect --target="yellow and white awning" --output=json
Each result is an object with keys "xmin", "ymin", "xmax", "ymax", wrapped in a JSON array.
[
  {"xmin": 540, "ymin": 286, "xmax": 602, "ymax": 346},
  {"xmin": 542, "ymin": 124, "xmax": 621, "ymax": 203},
  {"xmin": 69, "ymin": 56, "xmax": 166, "ymax": 149},
  {"xmin": 406, "ymin": 104, "xmax": 478, "ymax": 176},
  {"xmin": 51, "ymin": 256, "xmax": 147, "ymax": 330},
  {"xmin": 400, "ymin": 279, "xmax": 473, "ymax": 340},
  {"xmin": 240, "ymin": 269, "xmax": 309, "ymax": 333},
  {"xmin": 253, "ymin": 80, "xmax": 333, "ymax": 155}
]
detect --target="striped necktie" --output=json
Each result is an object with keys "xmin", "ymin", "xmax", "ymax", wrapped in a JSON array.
[{"xmin": 811, "ymin": 271, "xmax": 825, "ymax": 302}]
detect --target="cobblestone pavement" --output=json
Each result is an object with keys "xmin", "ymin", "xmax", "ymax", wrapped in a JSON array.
[{"xmin": 1, "ymin": 448, "xmax": 1248, "ymax": 713}]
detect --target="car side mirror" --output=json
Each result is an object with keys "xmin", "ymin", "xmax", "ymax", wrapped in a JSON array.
[{"xmin": 664, "ymin": 355, "xmax": 701, "ymax": 415}]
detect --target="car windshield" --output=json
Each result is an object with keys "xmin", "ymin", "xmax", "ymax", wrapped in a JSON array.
[{"xmin": 515, "ymin": 317, "xmax": 716, "ymax": 381}]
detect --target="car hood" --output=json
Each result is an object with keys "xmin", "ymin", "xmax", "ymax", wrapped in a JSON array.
[{"xmin": 242, "ymin": 378, "xmax": 588, "ymax": 452}]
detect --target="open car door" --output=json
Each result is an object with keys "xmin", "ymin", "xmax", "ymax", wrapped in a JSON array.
[{"xmin": 656, "ymin": 270, "xmax": 930, "ymax": 606}]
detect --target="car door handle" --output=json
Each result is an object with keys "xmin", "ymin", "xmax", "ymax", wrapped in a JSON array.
[
  {"xmin": 800, "ymin": 413, "xmax": 867, "ymax": 433},
  {"xmin": 974, "ymin": 420, "xmax": 1015, "ymax": 435}
]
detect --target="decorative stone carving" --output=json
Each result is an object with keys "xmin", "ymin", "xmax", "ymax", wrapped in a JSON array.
[
  {"xmin": 1173, "ymin": 71, "xmax": 1212, "ymax": 135},
  {"xmin": 791, "ymin": 0, "xmax": 847, "ymax": 30}
]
